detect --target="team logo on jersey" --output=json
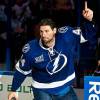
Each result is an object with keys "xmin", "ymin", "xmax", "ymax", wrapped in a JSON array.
[
  {"xmin": 35, "ymin": 54, "xmax": 44, "ymax": 63},
  {"xmin": 46, "ymin": 52, "xmax": 67, "ymax": 75},
  {"xmin": 22, "ymin": 43, "xmax": 30, "ymax": 53},
  {"xmin": 58, "ymin": 26, "xmax": 68, "ymax": 33}
]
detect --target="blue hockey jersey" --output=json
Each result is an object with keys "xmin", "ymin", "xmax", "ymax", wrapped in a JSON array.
[{"xmin": 11, "ymin": 21, "xmax": 96, "ymax": 94}]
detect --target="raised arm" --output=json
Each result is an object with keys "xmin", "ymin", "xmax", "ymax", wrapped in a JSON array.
[
  {"xmin": 80, "ymin": 1, "xmax": 97, "ymax": 46},
  {"xmin": 82, "ymin": 1, "xmax": 93, "ymax": 21}
]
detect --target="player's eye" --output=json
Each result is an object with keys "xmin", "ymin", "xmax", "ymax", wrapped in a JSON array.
[{"xmin": 45, "ymin": 30, "xmax": 49, "ymax": 33}]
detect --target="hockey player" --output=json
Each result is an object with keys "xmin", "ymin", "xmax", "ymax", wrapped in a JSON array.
[{"xmin": 8, "ymin": 1, "xmax": 95, "ymax": 100}]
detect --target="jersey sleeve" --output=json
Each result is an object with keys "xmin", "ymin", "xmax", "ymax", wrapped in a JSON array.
[
  {"xmin": 80, "ymin": 21, "xmax": 97, "ymax": 48},
  {"xmin": 11, "ymin": 43, "xmax": 32, "ymax": 91},
  {"xmin": 72, "ymin": 21, "xmax": 97, "ymax": 62},
  {"xmin": 58, "ymin": 21, "xmax": 97, "ymax": 44},
  {"xmin": 15, "ymin": 43, "xmax": 32, "ymax": 75},
  {"xmin": 15, "ymin": 54, "xmax": 32, "ymax": 75}
]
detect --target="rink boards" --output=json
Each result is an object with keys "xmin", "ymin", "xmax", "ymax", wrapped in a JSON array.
[{"xmin": 0, "ymin": 71, "xmax": 84, "ymax": 100}]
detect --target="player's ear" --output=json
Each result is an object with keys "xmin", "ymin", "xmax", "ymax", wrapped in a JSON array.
[{"xmin": 53, "ymin": 28, "xmax": 57, "ymax": 34}]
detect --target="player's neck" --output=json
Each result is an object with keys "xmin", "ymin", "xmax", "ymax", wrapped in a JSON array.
[{"xmin": 43, "ymin": 37, "xmax": 55, "ymax": 48}]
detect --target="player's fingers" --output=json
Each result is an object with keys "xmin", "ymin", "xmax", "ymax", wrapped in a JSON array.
[
  {"xmin": 82, "ymin": 10, "xmax": 87, "ymax": 16},
  {"xmin": 85, "ymin": 1, "xmax": 87, "ymax": 10},
  {"xmin": 8, "ymin": 93, "xmax": 17, "ymax": 100},
  {"xmin": 8, "ymin": 96, "xmax": 17, "ymax": 100},
  {"xmin": 11, "ymin": 97, "xmax": 17, "ymax": 100}
]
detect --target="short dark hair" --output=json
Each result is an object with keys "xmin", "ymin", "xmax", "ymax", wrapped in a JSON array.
[{"xmin": 39, "ymin": 18, "xmax": 56, "ymax": 29}]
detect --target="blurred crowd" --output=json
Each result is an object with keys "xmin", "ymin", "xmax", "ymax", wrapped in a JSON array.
[{"xmin": 0, "ymin": 0, "xmax": 77, "ymax": 66}]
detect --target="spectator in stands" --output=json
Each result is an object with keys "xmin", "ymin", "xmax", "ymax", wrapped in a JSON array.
[
  {"xmin": 11, "ymin": 0, "xmax": 31, "ymax": 65},
  {"xmin": 52, "ymin": 0, "xmax": 76, "ymax": 27},
  {"xmin": 0, "ymin": 0, "xmax": 7, "ymax": 63}
]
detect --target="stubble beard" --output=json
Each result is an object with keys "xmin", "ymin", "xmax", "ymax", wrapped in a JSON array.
[{"xmin": 42, "ymin": 37, "xmax": 55, "ymax": 48}]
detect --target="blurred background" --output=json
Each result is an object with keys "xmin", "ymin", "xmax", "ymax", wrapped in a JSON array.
[{"xmin": 0, "ymin": 0, "xmax": 100, "ymax": 88}]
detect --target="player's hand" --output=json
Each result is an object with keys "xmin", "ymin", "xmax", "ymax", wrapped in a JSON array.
[
  {"xmin": 8, "ymin": 92, "xmax": 18, "ymax": 100},
  {"xmin": 82, "ymin": 1, "xmax": 93, "ymax": 21}
]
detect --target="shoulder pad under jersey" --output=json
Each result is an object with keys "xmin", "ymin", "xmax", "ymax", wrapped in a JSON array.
[
  {"xmin": 58, "ymin": 26, "xmax": 68, "ymax": 33},
  {"xmin": 22, "ymin": 43, "xmax": 30, "ymax": 53}
]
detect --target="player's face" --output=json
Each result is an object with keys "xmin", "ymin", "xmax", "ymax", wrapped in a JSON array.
[{"xmin": 40, "ymin": 25, "xmax": 56, "ymax": 43}]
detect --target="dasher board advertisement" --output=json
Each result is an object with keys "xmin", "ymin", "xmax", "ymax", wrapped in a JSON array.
[
  {"xmin": 84, "ymin": 76, "xmax": 100, "ymax": 100},
  {"xmin": 0, "ymin": 71, "xmax": 84, "ymax": 100},
  {"xmin": 0, "ymin": 71, "xmax": 33, "ymax": 100}
]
